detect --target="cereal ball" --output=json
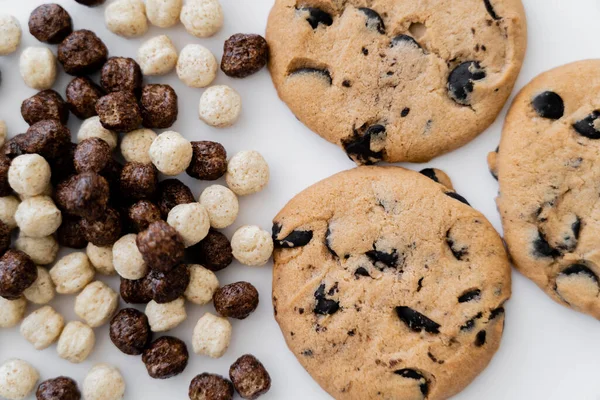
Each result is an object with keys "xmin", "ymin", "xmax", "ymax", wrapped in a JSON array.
[
  {"xmin": 57, "ymin": 321, "xmax": 95, "ymax": 363},
  {"xmin": 55, "ymin": 173, "xmax": 110, "ymax": 220},
  {"xmin": 74, "ymin": 281, "xmax": 118, "ymax": 328},
  {"xmin": 58, "ymin": 30, "xmax": 108, "ymax": 75},
  {"xmin": 0, "ymin": 296, "xmax": 27, "ymax": 328},
  {"xmin": 75, "ymin": 0, "xmax": 105, "ymax": 6},
  {"xmin": 147, "ymin": 0, "xmax": 182, "ymax": 28},
  {"xmin": 157, "ymin": 179, "xmax": 194, "ymax": 218},
  {"xmin": 78, "ymin": 117, "xmax": 117, "ymax": 149},
  {"xmin": 199, "ymin": 85, "xmax": 242, "ymax": 128},
  {"xmin": 221, "ymin": 34, "xmax": 269, "ymax": 78},
  {"xmin": 0, "ymin": 14, "xmax": 21, "ymax": 55},
  {"xmin": 20, "ymin": 47, "xmax": 57, "ymax": 90},
  {"xmin": 145, "ymin": 298, "xmax": 187, "ymax": 332},
  {"xmin": 9, "ymin": 154, "xmax": 51, "ymax": 197},
  {"xmin": 187, "ymin": 230, "xmax": 233, "ymax": 271},
  {"xmin": 50, "ymin": 252, "xmax": 95, "ymax": 294},
  {"xmin": 226, "ymin": 151, "xmax": 270, "ymax": 196},
  {"xmin": 231, "ymin": 225, "xmax": 273, "ymax": 266},
  {"xmin": 36, "ymin": 377, "xmax": 80, "ymax": 400},
  {"xmin": 140, "ymin": 84, "xmax": 178, "ymax": 129},
  {"xmin": 142, "ymin": 336, "xmax": 188, "ymax": 379},
  {"xmin": 110, "ymin": 308, "xmax": 151, "ymax": 355},
  {"xmin": 16, "ymin": 235, "xmax": 58, "ymax": 265},
  {"xmin": 120, "ymin": 129, "xmax": 155, "ymax": 164},
  {"xmin": 74, "ymin": 138, "xmax": 112, "ymax": 174},
  {"xmin": 189, "ymin": 373, "xmax": 234, "ymax": 400},
  {"xmin": 180, "ymin": 0, "xmax": 223, "ymax": 38},
  {"xmin": 213, "ymin": 282, "xmax": 259, "ymax": 320},
  {"xmin": 86, "ymin": 243, "xmax": 114, "ymax": 275},
  {"xmin": 148, "ymin": 263, "xmax": 190, "ymax": 303},
  {"xmin": 229, "ymin": 355, "xmax": 271, "ymax": 400},
  {"xmin": 120, "ymin": 276, "xmax": 152, "ymax": 304},
  {"xmin": 137, "ymin": 35, "xmax": 177, "ymax": 76},
  {"xmin": 2, "ymin": 137, "xmax": 25, "ymax": 161},
  {"xmin": 23, "ymin": 119, "xmax": 71, "ymax": 161},
  {"xmin": 184, "ymin": 264, "xmax": 218, "ymax": 305},
  {"xmin": 29, "ymin": 4, "xmax": 72, "ymax": 44},
  {"xmin": 57, "ymin": 216, "xmax": 88, "ymax": 249},
  {"xmin": 199, "ymin": 185, "xmax": 238, "ymax": 229},
  {"xmin": 0, "ymin": 359, "xmax": 39, "ymax": 400},
  {"xmin": 113, "ymin": 234, "xmax": 148, "ymax": 280},
  {"xmin": 21, "ymin": 90, "xmax": 69, "ymax": 126},
  {"xmin": 23, "ymin": 267, "xmax": 55, "ymax": 305},
  {"xmin": 127, "ymin": 200, "xmax": 161, "ymax": 232},
  {"xmin": 0, "ymin": 221, "xmax": 10, "ymax": 255},
  {"xmin": 0, "ymin": 156, "xmax": 12, "ymax": 196},
  {"xmin": 48, "ymin": 143, "xmax": 76, "ymax": 187},
  {"xmin": 82, "ymin": 207, "xmax": 122, "ymax": 246},
  {"xmin": 119, "ymin": 162, "xmax": 158, "ymax": 200},
  {"xmin": 67, "ymin": 77, "xmax": 105, "ymax": 120},
  {"xmin": 20, "ymin": 306, "xmax": 64, "ymax": 350},
  {"xmin": 101, "ymin": 57, "xmax": 143, "ymax": 94},
  {"xmin": 192, "ymin": 312, "xmax": 231, "ymax": 358},
  {"xmin": 176, "ymin": 44, "xmax": 217, "ymax": 88},
  {"xmin": 187, "ymin": 141, "xmax": 227, "ymax": 181},
  {"xmin": 0, "ymin": 120, "xmax": 6, "ymax": 148},
  {"xmin": 149, "ymin": 131, "xmax": 192, "ymax": 176},
  {"xmin": 0, "ymin": 196, "xmax": 19, "ymax": 229},
  {"xmin": 167, "ymin": 203, "xmax": 210, "ymax": 247},
  {"xmin": 82, "ymin": 364, "xmax": 125, "ymax": 400},
  {"xmin": 137, "ymin": 221, "xmax": 185, "ymax": 272},
  {"xmin": 96, "ymin": 92, "xmax": 142, "ymax": 132},
  {"xmin": 0, "ymin": 250, "xmax": 37, "ymax": 300},
  {"xmin": 105, "ymin": 0, "xmax": 148, "ymax": 38},
  {"xmin": 15, "ymin": 196, "xmax": 61, "ymax": 238}
]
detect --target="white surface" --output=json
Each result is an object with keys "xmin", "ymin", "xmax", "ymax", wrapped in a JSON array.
[{"xmin": 0, "ymin": 1, "xmax": 599, "ymax": 399}]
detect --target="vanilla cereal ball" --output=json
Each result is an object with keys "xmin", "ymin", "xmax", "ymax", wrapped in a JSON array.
[
  {"xmin": 185, "ymin": 264, "xmax": 219, "ymax": 305},
  {"xmin": 105, "ymin": 0, "xmax": 148, "ymax": 38},
  {"xmin": 15, "ymin": 196, "xmax": 62, "ymax": 238},
  {"xmin": 75, "ymin": 281, "xmax": 119, "ymax": 328},
  {"xmin": 57, "ymin": 321, "xmax": 95, "ymax": 364},
  {"xmin": 19, "ymin": 47, "xmax": 56, "ymax": 90},
  {"xmin": 225, "ymin": 151, "xmax": 270, "ymax": 196},
  {"xmin": 50, "ymin": 252, "xmax": 95, "ymax": 294},
  {"xmin": 146, "ymin": 0, "xmax": 182, "ymax": 28},
  {"xmin": 231, "ymin": 225, "xmax": 274, "ymax": 266},
  {"xmin": 23, "ymin": 267, "xmax": 55, "ymax": 305},
  {"xmin": 112, "ymin": 234, "xmax": 147, "ymax": 279},
  {"xmin": 0, "ymin": 196, "xmax": 20, "ymax": 230},
  {"xmin": 0, "ymin": 15, "xmax": 21, "ymax": 55},
  {"xmin": 78, "ymin": 117, "xmax": 118, "ymax": 150},
  {"xmin": 83, "ymin": 364, "xmax": 125, "ymax": 400},
  {"xmin": 86, "ymin": 243, "xmax": 115, "ymax": 275},
  {"xmin": 199, "ymin": 185, "xmax": 238, "ymax": 229},
  {"xmin": 167, "ymin": 203, "xmax": 209, "ymax": 247},
  {"xmin": 0, "ymin": 297, "xmax": 26, "ymax": 328},
  {"xmin": 145, "ymin": 297, "xmax": 187, "ymax": 332},
  {"xmin": 120, "ymin": 128, "xmax": 156, "ymax": 164},
  {"xmin": 0, "ymin": 359, "xmax": 38, "ymax": 400},
  {"xmin": 192, "ymin": 312, "xmax": 231, "ymax": 358},
  {"xmin": 180, "ymin": 0, "xmax": 223, "ymax": 38},
  {"xmin": 18, "ymin": 182, "xmax": 53, "ymax": 201},
  {"xmin": 149, "ymin": 131, "xmax": 192, "ymax": 175},
  {"xmin": 137, "ymin": 35, "xmax": 178, "ymax": 76},
  {"xmin": 15, "ymin": 235, "xmax": 59, "ymax": 266},
  {"xmin": 20, "ymin": 306, "xmax": 64, "ymax": 350},
  {"xmin": 9, "ymin": 154, "xmax": 51, "ymax": 197},
  {"xmin": 198, "ymin": 85, "xmax": 242, "ymax": 128},
  {"xmin": 176, "ymin": 44, "xmax": 217, "ymax": 88},
  {"xmin": 0, "ymin": 120, "xmax": 7, "ymax": 148}
]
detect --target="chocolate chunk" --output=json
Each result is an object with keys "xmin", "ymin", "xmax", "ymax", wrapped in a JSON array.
[
  {"xmin": 21, "ymin": 90, "xmax": 69, "ymax": 125},
  {"xmin": 96, "ymin": 91, "xmax": 142, "ymax": 132},
  {"xmin": 401, "ymin": 107, "xmax": 410, "ymax": 117},
  {"xmin": 55, "ymin": 172, "xmax": 110, "ymax": 220},
  {"xmin": 419, "ymin": 168, "xmax": 439, "ymax": 183},
  {"xmin": 148, "ymin": 264, "xmax": 190, "ymax": 304},
  {"xmin": 273, "ymin": 226, "xmax": 313, "ymax": 248},
  {"xmin": 213, "ymin": 282, "xmax": 259, "ymax": 320},
  {"xmin": 559, "ymin": 264, "xmax": 599, "ymax": 284},
  {"xmin": 458, "ymin": 289, "xmax": 481, "ymax": 303},
  {"xmin": 391, "ymin": 35, "xmax": 421, "ymax": 49},
  {"xmin": 22, "ymin": 119, "xmax": 71, "ymax": 161},
  {"xmin": 573, "ymin": 110, "xmax": 600, "ymax": 139},
  {"xmin": 2, "ymin": 135, "xmax": 27, "ymax": 160},
  {"xmin": 395, "ymin": 306, "xmax": 440, "ymax": 334},
  {"xmin": 140, "ymin": 84, "xmax": 178, "ymax": 129},
  {"xmin": 366, "ymin": 248, "xmax": 398, "ymax": 269},
  {"xmin": 127, "ymin": 200, "xmax": 162, "ymax": 233},
  {"xmin": 186, "ymin": 141, "xmax": 227, "ymax": 181},
  {"xmin": 189, "ymin": 373, "xmax": 234, "ymax": 400},
  {"xmin": 354, "ymin": 267, "xmax": 370, "ymax": 278},
  {"xmin": 297, "ymin": 7, "xmax": 333, "ymax": 29},
  {"xmin": 58, "ymin": 30, "xmax": 108, "ymax": 75},
  {"xmin": 532, "ymin": 91, "xmax": 564, "ymax": 120},
  {"xmin": 445, "ymin": 191, "xmax": 470, "ymax": 206},
  {"xmin": 447, "ymin": 61, "xmax": 486, "ymax": 105},
  {"xmin": 229, "ymin": 355, "xmax": 271, "ymax": 400},
  {"xmin": 446, "ymin": 230, "xmax": 468, "ymax": 260},
  {"xmin": 186, "ymin": 230, "xmax": 233, "ymax": 272},
  {"xmin": 0, "ymin": 250, "xmax": 37, "ymax": 300},
  {"xmin": 66, "ymin": 77, "xmax": 104, "ymax": 119},
  {"xmin": 325, "ymin": 227, "xmax": 338, "ymax": 258},
  {"xmin": 56, "ymin": 216, "xmax": 88, "ymax": 249},
  {"xmin": 358, "ymin": 8, "xmax": 385, "ymax": 34},
  {"xmin": 289, "ymin": 67, "xmax": 332, "ymax": 84},
  {"xmin": 475, "ymin": 330, "xmax": 487, "ymax": 346},
  {"xmin": 101, "ymin": 57, "xmax": 143, "ymax": 94},
  {"xmin": 36, "ymin": 377, "xmax": 80, "ymax": 400},
  {"xmin": 119, "ymin": 162, "xmax": 158, "ymax": 201},
  {"xmin": 82, "ymin": 207, "xmax": 122, "ymax": 246},
  {"xmin": 314, "ymin": 284, "xmax": 340, "ymax": 315},
  {"xmin": 489, "ymin": 307, "xmax": 505, "ymax": 320},
  {"xmin": 532, "ymin": 230, "xmax": 560, "ymax": 258},
  {"xmin": 393, "ymin": 369, "xmax": 429, "ymax": 397},
  {"xmin": 156, "ymin": 179, "xmax": 195, "ymax": 218},
  {"xmin": 484, "ymin": 0, "xmax": 501, "ymax": 20},
  {"xmin": 74, "ymin": 137, "xmax": 112, "ymax": 174},
  {"xmin": 137, "ymin": 221, "xmax": 185, "ymax": 272},
  {"xmin": 29, "ymin": 4, "xmax": 73, "ymax": 44},
  {"xmin": 120, "ymin": 276, "xmax": 153, "ymax": 304},
  {"xmin": 110, "ymin": 308, "xmax": 152, "ymax": 355},
  {"xmin": 74, "ymin": 0, "xmax": 105, "ymax": 5},
  {"xmin": 221, "ymin": 34, "xmax": 269, "ymax": 78},
  {"xmin": 342, "ymin": 124, "xmax": 386, "ymax": 165},
  {"xmin": 142, "ymin": 336, "xmax": 189, "ymax": 379},
  {"xmin": 460, "ymin": 312, "xmax": 483, "ymax": 331}
]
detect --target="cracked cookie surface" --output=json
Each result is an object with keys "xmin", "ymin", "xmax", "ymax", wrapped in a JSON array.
[
  {"xmin": 272, "ymin": 166, "xmax": 511, "ymax": 400},
  {"xmin": 267, "ymin": 0, "xmax": 527, "ymax": 164}
]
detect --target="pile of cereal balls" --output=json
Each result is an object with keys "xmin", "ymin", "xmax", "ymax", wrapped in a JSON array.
[{"xmin": 0, "ymin": 1, "xmax": 274, "ymax": 399}]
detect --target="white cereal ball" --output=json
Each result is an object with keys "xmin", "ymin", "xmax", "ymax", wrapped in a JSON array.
[
  {"xmin": 105, "ymin": 0, "xmax": 148, "ymax": 38},
  {"xmin": 0, "ymin": 297, "xmax": 26, "ymax": 328},
  {"xmin": 225, "ymin": 151, "xmax": 270, "ymax": 196},
  {"xmin": 185, "ymin": 264, "xmax": 219, "ymax": 305},
  {"xmin": 83, "ymin": 364, "xmax": 125, "ymax": 400},
  {"xmin": 0, "ymin": 120, "xmax": 7, "ymax": 148},
  {"xmin": 0, "ymin": 14, "xmax": 21, "ymax": 55},
  {"xmin": 15, "ymin": 235, "xmax": 59, "ymax": 266},
  {"xmin": 199, "ymin": 185, "xmax": 239, "ymax": 229},
  {"xmin": 231, "ymin": 225, "xmax": 274, "ymax": 266},
  {"xmin": 192, "ymin": 312, "xmax": 231, "ymax": 358},
  {"xmin": 180, "ymin": 0, "xmax": 223, "ymax": 38},
  {"xmin": 0, "ymin": 196, "xmax": 20, "ymax": 230},
  {"xmin": 0, "ymin": 359, "xmax": 38, "ymax": 400},
  {"xmin": 8, "ymin": 154, "xmax": 51, "ymax": 197},
  {"xmin": 15, "ymin": 196, "xmax": 62, "ymax": 238},
  {"xmin": 20, "ymin": 306, "xmax": 64, "ymax": 350},
  {"xmin": 50, "ymin": 252, "xmax": 95, "ymax": 294},
  {"xmin": 112, "ymin": 234, "xmax": 147, "ymax": 279},
  {"xmin": 19, "ymin": 47, "xmax": 56, "ymax": 90},
  {"xmin": 176, "ymin": 44, "xmax": 217, "ymax": 88},
  {"xmin": 86, "ymin": 243, "xmax": 115, "ymax": 275},
  {"xmin": 137, "ymin": 35, "xmax": 178, "ymax": 76},
  {"xmin": 146, "ymin": 0, "xmax": 182, "ymax": 28},
  {"xmin": 57, "ymin": 321, "xmax": 95, "ymax": 364},
  {"xmin": 18, "ymin": 182, "xmax": 53, "ymax": 201},
  {"xmin": 74, "ymin": 281, "xmax": 119, "ymax": 328},
  {"xmin": 198, "ymin": 85, "xmax": 242, "ymax": 128},
  {"xmin": 120, "ymin": 128, "xmax": 156, "ymax": 164},
  {"xmin": 149, "ymin": 131, "xmax": 192, "ymax": 176},
  {"xmin": 167, "ymin": 203, "xmax": 210, "ymax": 247},
  {"xmin": 78, "ymin": 117, "xmax": 118, "ymax": 150},
  {"xmin": 145, "ymin": 297, "xmax": 187, "ymax": 332},
  {"xmin": 23, "ymin": 267, "xmax": 55, "ymax": 305}
]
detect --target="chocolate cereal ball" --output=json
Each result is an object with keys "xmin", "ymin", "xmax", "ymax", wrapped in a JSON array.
[
  {"xmin": 187, "ymin": 141, "xmax": 227, "ymax": 180},
  {"xmin": 120, "ymin": 276, "xmax": 153, "ymax": 304},
  {"xmin": 142, "ymin": 336, "xmax": 189, "ymax": 379},
  {"xmin": 119, "ymin": 162, "xmax": 158, "ymax": 201},
  {"xmin": 82, "ymin": 207, "xmax": 122, "ymax": 246},
  {"xmin": 127, "ymin": 200, "xmax": 161, "ymax": 232},
  {"xmin": 148, "ymin": 263, "xmax": 190, "ymax": 304},
  {"xmin": 140, "ymin": 84, "xmax": 178, "ymax": 129},
  {"xmin": 58, "ymin": 30, "xmax": 108, "ymax": 75},
  {"xmin": 23, "ymin": 119, "xmax": 71, "ymax": 161},
  {"xmin": 74, "ymin": 137, "xmax": 112, "ymax": 174},
  {"xmin": 96, "ymin": 91, "xmax": 142, "ymax": 132},
  {"xmin": 2, "ymin": 135, "xmax": 27, "ymax": 160},
  {"xmin": 229, "ymin": 355, "xmax": 271, "ymax": 400},
  {"xmin": 213, "ymin": 282, "xmax": 259, "ymax": 320},
  {"xmin": 21, "ymin": 90, "xmax": 69, "ymax": 126},
  {"xmin": 55, "ymin": 173, "xmax": 110, "ymax": 220},
  {"xmin": 101, "ymin": 57, "xmax": 143, "ymax": 94},
  {"xmin": 187, "ymin": 230, "xmax": 233, "ymax": 272},
  {"xmin": 109, "ymin": 308, "xmax": 151, "ymax": 355},
  {"xmin": 66, "ymin": 77, "xmax": 104, "ymax": 119},
  {"xmin": 0, "ymin": 221, "xmax": 10, "ymax": 257},
  {"xmin": 49, "ymin": 142, "xmax": 77, "ymax": 185},
  {"xmin": 137, "ymin": 220, "xmax": 185, "ymax": 272},
  {"xmin": 56, "ymin": 216, "xmax": 88, "ymax": 249},
  {"xmin": 36, "ymin": 376, "xmax": 81, "ymax": 400},
  {"xmin": 0, "ymin": 249, "xmax": 37, "ymax": 300},
  {"xmin": 156, "ymin": 179, "xmax": 194, "ymax": 218},
  {"xmin": 189, "ymin": 373, "xmax": 234, "ymax": 400},
  {"xmin": 221, "ymin": 34, "xmax": 269, "ymax": 78},
  {"xmin": 0, "ymin": 155, "xmax": 12, "ymax": 196},
  {"xmin": 29, "ymin": 4, "xmax": 73, "ymax": 44}
]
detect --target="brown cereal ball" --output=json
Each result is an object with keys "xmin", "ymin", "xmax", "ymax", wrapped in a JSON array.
[
  {"xmin": 0, "ymin": 221, "xmax": 10, "ymax": 255},
  {"xmin": 22, "ymin": 119, "xmax": 71, "ymax": 161},
  {"xmin": 221, "ymin": 34, "xmax": 269, "ymax": 79},
  {"xmin": 36, "ymin": 376, "xmax": 81, "ymax": 400},
  {"xmin": 189, "ymin": 373, "xmax": 234, "ymax": 400},
  {"xmin": 120, "ymin": 276, "xmax": 153, "ymax": 304},
  {"xmin": 140, "ymin": 84, "xmax": 178, "ymax": 129},
  {"xmin": 109, "ymin": 308, "xmax": 151, "ymax": 355},
  {"xmin": 55, "ymin": 173, "xmax": 109, "ymax": 220},
  {"xmin": 213, "ymin": 282, "xmax": 259, "ymax": 320},
  {"xmin": 187, "ymin": 230, "xmax": 233, "ymax": 272},
  {"xmin": 142, "ymin": 336, "xmax": 189, "ymax": 379},
  {"xmin": 82, "ymin": 207, "xmax": 122, "ymax": 246},
  {"xmin": 74, "ymin": 138, "xmax": 112, "ymax": 174},
  {"xmin": 156, "ymin": 179, "xmax": 194, "ymax": 219},
  {"xmin": 229, "ymin": 355, "xmax": 271, "ymax": 400},
  {"xmin": 29, "ymin": 4, "xmax": 73, "ymax": 44},
  {"xmin": 127, "ymin": 200, "xmax": 161, "ymax": 232},
  {"xmin": 147, "ymin": 263, "xmax": 190, "ymax": 304},
  {"xmin": 58, "ymin": 30, "xmax": 108, "ymax": 75},
  {"xmin": 49, "ymin": 142, "xmax": 77, "ymax": 186},
  {"xmin": 96, "ymin": 91, "xmax": 142, "ymax": 132},
  {"xmin": 119, "ymin": 162, "xmax": 158, "ymax": 201},
  {"xmin": 0, "ymin": 249, "xmax": 37, "ymax": 300},
  {"xmin": 0, "ymin": 155, "xmax": 12, "ymax": 196},
  {"xmin": 187, "ymin": 141, "xmax": 227, "ymax": 181},
  {"xmin": 66, "ymin": 77, "xmax": 104, "ymax": 119},
  {"xmin": 56, "ymin": 215, "xmax": 88, "ymax": 249},
  {"xmin": 101, "ymin": 57, "xmax": 143, "ymax": 94},
  {"xmin": 21, "ymin": 90, "xmax": 69, "ymax": 126},
  {"xmin": 137, "ymin": 220, "xmax": 185, "ymax": 272},
  {"xmin": 2, "ymin": 135, "xmax": 27, "ymax": 160}
]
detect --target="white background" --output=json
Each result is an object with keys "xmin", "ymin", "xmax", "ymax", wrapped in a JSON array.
[{"xmin": 1, "ymin": 0, "xmax": 599, "ymax": 399}]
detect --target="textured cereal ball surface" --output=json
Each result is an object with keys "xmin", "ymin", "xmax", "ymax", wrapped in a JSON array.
[
  {"xmin": 0, "ymin": 14, "xmax": 21, "ymax": 55},
  {"xmin": 75, "ymin": 281, "xmax": 119, "ymax": 328},
  {"xmin": 58, "ymin": 30, "xmax": 108, "ymax": 76},
  {"xmin": 0, "ymin": 296, "xmax": 26, "ymax": 328},
  {"xmin": 20, "ymin": 305, "xmax": 65, "ymax": 350},
  {"xmin": 187, "ymin": 141, "xmax": 227, "ymax": 181},
  {"xmin": 119, "ymin": 162, "xmax": 158, "ymax": 200},
  {"xmin": 57, "ymin": 321, "xmax": 95, "ymax": 363},
  {"xmin": 148, "ymin": 263, "xmax": 190, "ymax": 303},
  {"xmin": 149, "ymin": 131, "xmax": 193, "ymax": 176},
  {"xmin": 101, "ymin": 57, "xmax": 143, "ymax": 94},
  {"xmin": 86, "ymin": 243, "xmax": 115, "ymax": 275},
  {"xmin": 50, "ymin": 252, "xmax": 95, "ymax": 294},
  {"xmin": 0, "ymin": 158, "xmax": 13, "ymax": 198},
  {"xmin": 157, "ymin": 179, "xmax": 195, "ymax": 218},
  {"xmin": 67, "ymin": 77, "xmax": 105, "ymax": 120},
  {"xmin": 0, "ymin": 196, "xmax": 19, "ymax": 229},
  {"xmin": 180, "ymin": 0, "xmax": 224, "ymax": 38},
  {"xmin": 83, "ymin": 364, "xmax": 125, "ymax": 400},
  {"xmin": 213, "ymin": 281, "xmax": 259, "ymax": 319},
  {"xmin": 28, "ymin": 4, "xmax": 72, "ymax": 44},
  {"xmin": 147, "ymin": 0, "xmax": 182, "ymax": 28},
  {"xmin": 96, "ymin": 91, "xmax": 142, "ymax": 133},
  {"xmin": 145, "ymin": 297, "xmax": 187, "ymax": 332},
  {"xmin": 16, "ymin": 235, "xmax": 58, "ymax": 265},
  {"xmin": 55, "ymin": 173, "xmax": 109, "ymax": 220},
  {"xmin": 176, "ymin": 44, "xmax": 217, "ymax": 88},
  {"xmin": 21, "ymin": 89, "xmax": 69, "ymax": 126},
  {"xmin": 199, "ymin": 85, "xmax": 242, "ymax": 128},
  {"xmin": 56, "ymin": 216, "xmax": 88, "ymax": 249},
  {"xmin": 137, "ymin": 35, "xmax": 178, "ymax": 76},
  {"xmin": 36, "ymin": 377, "xmax": 81, "ymax": 400},
  {"xmin": 9, "ymin": 154, "xmax": 51, "ymax": 197},
  {"xmin": 0, "ymin": 359, "xmax": 39, "ymax": 400},
  {"xmin": 105, "ymin": 0, "xmax": 148, "ymax": 38},
  {"xmin": 15, "ymin": 196, "xmax": 62, "ymax": 238},
  {"xmin": 120, "ymin": 128, "xmax": 156, "ymax": 164},
  {"xmin": 138, "ymin": 220, "xmax": 186, "ymax": 272},
  {"xmin": 200, "ymin": 185, "xmax": 238, "ymax": 229},
  {"xmin": 74, "ymin": 137, "xmax": 112, "ymax": 174},
  {"xmin": 19, "ymin": 47, "xmax": 56, "ymax": 90},
  {"xmin": 142, "ymin": 336, "xmax": 189, "ymax": 379},
  {"xmin": 82, "ymin": 207, "xmax": 122, "ymax": 247},
  {"xmin": 127, "ymin": 200, "xmax": 161, "ymax": 232},
  {"xmin": 167, "ymin": 203, "xmax": 210, "ymax": 247},
  {"xmin": 0, "ymin": 249, "xmax": 37, "ymax": 300},
  {"xmin": 113, "ymin": 234, "xmax": 147, "ymax": 280},
  {"xmin": 120, "ymin": 276, "xmax": 153, "ymax": 304},
  {"xmin": 231, "ymin": 225, "xmax": 273, "ymax": 266},
  {"xmin": 78, "ymin": 117, "xmax": 117, "ymax": 150},
  {"xmin": 221, "ymin": 34, "xmax": 269, "ymax": 78},
  {"xmin": 187, "ymin": 229, "xmax": 233, "ymax": 272},
  {"xmin": 110, "ymin": 308, "xmax": 151, "ymax": 355},
  {"xmin": 189, "ymin": 373, "xmax": 234, "ymax": 400},
  {"xmin": 225, "ymin": 151, "xmax": 269, "ymax": 196},
  {"xmin": 229, "ymin": 354, "xmax": 271, "ymax": 400},
  {"xmin": 0, "ymin": 220, "xmax": 11, "ymax": 255},
  {"xmin": 192, "ymin": 312, "xmax": 231, "ymax": 358},
  {"xmin": 23, "ymin": 267, "xmax": 55, "ymax": 305},
  {"xmin": 141, "ymin": 84, "xmax": 178, "ymax": 129},
  {"xmin": 185, "ymin": 264, "xmax": 219, "ymax": 305}
]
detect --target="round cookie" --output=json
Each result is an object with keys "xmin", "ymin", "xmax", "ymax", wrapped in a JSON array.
[
  {"xmin": 492, "ymin": 60, "xmax": 600, "ymax": 319},
  {"xmin": 267, "ymin": 0, "xmax": 526, "ymax": 164},
  {"xmin": 272, "ymin": 166, "xmax": 510, "ymax": 400}
]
